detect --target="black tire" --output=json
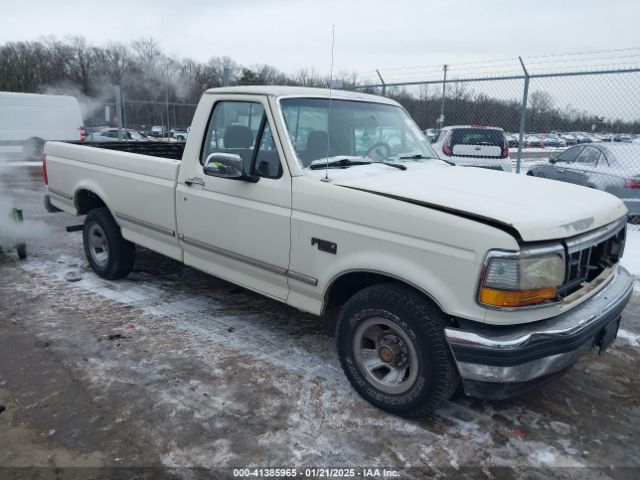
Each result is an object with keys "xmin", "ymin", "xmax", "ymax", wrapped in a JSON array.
[
  {"xmin": 83, "ymin": 207, "xmax": 135, "ymax": 279},
  {"xmin": 17, "ymin": 243, "xmax": 27, "ymax": 260},
  {"xmin": 526, "ymin": 171, "xmax": 535, "ymax": 176},
  {"xmin": 336, "ymin": 282, "xmax": 459, "ymax": 417}
]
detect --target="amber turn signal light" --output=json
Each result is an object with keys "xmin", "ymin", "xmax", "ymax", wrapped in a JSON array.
[{"xmin": 479, "ymin": 286, "xmax": 557, "ymax": 308}]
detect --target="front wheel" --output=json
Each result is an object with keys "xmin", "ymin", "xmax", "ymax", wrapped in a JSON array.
[
  {"xmin": 336, "ymin": 283, "xmax": 459, "ymax": 417},
  {"xmin": 83, "ymin": 207, "xmax": 135, "ymax": 279}
]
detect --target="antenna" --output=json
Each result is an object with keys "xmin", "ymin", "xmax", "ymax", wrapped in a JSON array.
[{"xmin": 321, "ymin": 24, "xmax": 336, "ymax": 183}]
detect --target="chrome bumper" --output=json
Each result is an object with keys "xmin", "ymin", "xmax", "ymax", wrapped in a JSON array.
[{"xmin": 445, "ymin": 265, "xmax": 634, "ymax": 399}]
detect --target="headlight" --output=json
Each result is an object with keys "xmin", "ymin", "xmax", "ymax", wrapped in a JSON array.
[{"xmin": 479, "ymin": 247, "xmax": 565, "ymax": 308}]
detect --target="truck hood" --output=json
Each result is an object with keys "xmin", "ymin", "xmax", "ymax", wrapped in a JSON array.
[{"xmin": 332, "ymin": 163, "xmax": 627, "ymax": 242}]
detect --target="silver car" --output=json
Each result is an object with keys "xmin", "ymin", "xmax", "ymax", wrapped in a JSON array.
[
  {"xmin": 90, "ymin": 128, "xmax": 153, "ymax": 142},
  {"xmin": 527, "ymin": 144, "xmax": 640, "ymax": 218}
]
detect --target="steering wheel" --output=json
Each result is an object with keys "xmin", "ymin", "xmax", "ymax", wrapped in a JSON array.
[{"xmin": 364, "ymin": 142, "xmax": 393, "ymax": 160}]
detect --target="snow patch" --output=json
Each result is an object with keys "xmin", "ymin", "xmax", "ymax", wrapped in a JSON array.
[
  {"xmin": 617, "ymin": 329, "xmax": 640, "ymax": 348},
  {"xmin": 622, "ymin": 225, "xmax": 640, "ymax": 279}
]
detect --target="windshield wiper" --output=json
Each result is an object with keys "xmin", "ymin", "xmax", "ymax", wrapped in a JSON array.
[
  {"xmin": 309, "ymin": 158, "xmax": 372, "ymax": 170},
  {"xmin": 399, "ymin": 153, "xmax": 455, "ymax": 166},
  {"xmin": 309, "ymin": 157, "xmax": 406, "ymax": 171},
  {"xmin": 371, "ymin": 160, "xmax": 406, "ymax": 170}
]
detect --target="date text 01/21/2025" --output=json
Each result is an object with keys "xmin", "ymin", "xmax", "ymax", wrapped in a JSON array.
[{"xmin": 232, "ymin": 468, "xmax": 401, "ymax": 478}]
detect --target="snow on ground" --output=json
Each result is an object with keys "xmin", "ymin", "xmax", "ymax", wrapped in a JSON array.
[
  {"xmin": 1, "ymin": 161, "xmax": 41, "ymax": 168},
  {"xmin": 14, "ymin": 250, "xmax": 636, "ymax": 473}
]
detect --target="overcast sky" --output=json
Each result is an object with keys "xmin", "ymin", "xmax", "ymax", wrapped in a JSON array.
[
  {"xmin": 2, "ymin": 0, "xmax": 639, "ymax": 121},
  {"xmin": 1, "ymin": 0, "xmax": 639, "ymax": 76}
]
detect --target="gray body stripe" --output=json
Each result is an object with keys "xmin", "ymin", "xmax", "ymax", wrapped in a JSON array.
[
  {"xmin": 115, "ymin": 212, "xmax": 176, "ymax": 237},
  {"xmin": 179, "ymin": 234, "xmax": 317, "ymax": 285},
  {"xmin": 286, "ymin": 270, "xmax": 319, "ymax": 286},
  {"xmin": 48, "ymin": 188, "xmax": 73, "ymax": 201}
]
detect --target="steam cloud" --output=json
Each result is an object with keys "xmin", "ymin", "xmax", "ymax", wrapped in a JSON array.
[{"xmin": 0, "ymin": 158, "xmax": 53, "ymax": 255}]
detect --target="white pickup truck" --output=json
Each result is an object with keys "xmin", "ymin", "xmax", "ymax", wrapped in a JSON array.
[{"xmin": 43, "ymin": 86, "xmax": 633, "ymax": 416}]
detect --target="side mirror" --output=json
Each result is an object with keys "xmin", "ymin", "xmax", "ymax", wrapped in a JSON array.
[{"xmin": 203, "ymin": 153, "xmax": 259, "ymax": 183}]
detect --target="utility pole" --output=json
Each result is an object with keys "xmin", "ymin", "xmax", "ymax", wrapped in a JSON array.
[
  {"xmin": 114, "ymin": 85, "xmax": 123, "ymax": 141},
  {"xmin": 439, "ymin": 64, "xmax": 448, "ymax": 128},
  {"xmin": 223, "ymin": 67, "xmax": 231, "ymax": 87},
  {"xmin": 516, "ymin": 56, "xmax": 529, "ymax": 174},
  {"xmin": 376, "ymin": 69, "xmax": 386, "ymax": 96},
  {"xmin": 165, "ymin": 88, "xmax": 171, "ymax": 140}
]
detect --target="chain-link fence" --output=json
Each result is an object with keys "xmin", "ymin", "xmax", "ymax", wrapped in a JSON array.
[
  {"xmin": 83, "ymin": 98, "xmax": 197, "ymax": 140},
  {"xmin": 352, "ymin": 55, "xmax": 640, "ymax": 218}
]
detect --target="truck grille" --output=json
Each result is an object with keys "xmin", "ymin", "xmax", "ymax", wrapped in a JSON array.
[{"xmin": 558, "ymin": 220, "xmax": 627, "ymax": 298}]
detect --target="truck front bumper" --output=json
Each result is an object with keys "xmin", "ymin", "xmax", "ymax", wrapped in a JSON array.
[{"xmin": 445, "ymin": 265, "xmax": 634, "ymax": 399}]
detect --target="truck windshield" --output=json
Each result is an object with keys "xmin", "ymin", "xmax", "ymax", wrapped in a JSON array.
[{"xmin": 280, "ymin": 98, "xmax": 438, "ymax": 169}]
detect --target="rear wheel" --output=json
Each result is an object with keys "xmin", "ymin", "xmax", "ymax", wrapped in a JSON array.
[
  {"xmin": 83, "ymin": 207, "xmax": 135, "ymax": 279},
  {"xmin": 336, "ymin": 282, "xmax": 459, "ymax": 417},
  {"xmin": 22, "ymin": 137, "xmax": 44, "ymax": 161}
]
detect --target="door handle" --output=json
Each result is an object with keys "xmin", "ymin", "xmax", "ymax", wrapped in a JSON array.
[{"xmin": 185, "ymin": 177, "xmax": 205, "ymax": 187}]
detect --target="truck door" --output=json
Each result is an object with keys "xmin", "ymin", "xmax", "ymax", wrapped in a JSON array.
[{"xmin": 176, "ymin": 96, "xmax": 291, "ymax": 300}]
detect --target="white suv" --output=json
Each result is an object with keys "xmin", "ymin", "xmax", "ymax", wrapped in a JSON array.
[{"xmin": 432, "ymin": 125, "xmax": 512, "ymax": 172}]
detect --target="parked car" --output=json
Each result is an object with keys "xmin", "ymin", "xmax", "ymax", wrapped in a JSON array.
[
  {"xmin": 43, "ymin": 86, "xmax": 632, "ymax": 416},
  {"xmin": 138, "ymin": 131, "xmax": 155, "ymax": 140},
  {"xmin": 423, "ymin": 128, "xmax": 439, "ymax": 143},
  {"xmin": 506, "ymin": 133, "xmax": 520, "ymax": 148},
  {"xmin": 574, "ymin": 132, "xmax": 593, "ymax": 143},
  {"xmin": 542, "ymin": 134, "xmax": 567, "ymax": 148},
  {"xmin": 524, "ymin": 134, "xmax": 545, "ymax": 148},
  {"xmin": 527, "ymin": 144, "xmax": 640, "ymax": 219},
  {"xmin": 150, "ymin": 125, "xmax": 168, "ymax": 138},
  {"xmin": 0, "ymin": 91, "xmax": 84, "ymax": 160},
  {"xmin": 432, "ymin": 125, "xmax": 511, "ymax": 171},
  {"xmin": 560, "ymin": 133, "xmax": 578, "ymax": 145},
  {"xmin": 171, "ymin": 128, "xmax": 189, "ymax": 141},
  {"xmin": 614, "ymin": 134, "xmax": 633, "ymax": 143},
  {"xmin": 90, "ymin": 128, "xmax": 153, "ymax": 142}
]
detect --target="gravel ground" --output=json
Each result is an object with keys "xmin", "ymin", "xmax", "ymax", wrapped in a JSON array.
[{"xmin": 1, "ymin": 158, "xmax": 639, "ymax": 479}]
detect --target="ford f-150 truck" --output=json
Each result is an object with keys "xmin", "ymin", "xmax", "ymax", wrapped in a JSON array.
[{"xmin": 43, "ymin": 86, "xmax": 633, "ymax": 416}]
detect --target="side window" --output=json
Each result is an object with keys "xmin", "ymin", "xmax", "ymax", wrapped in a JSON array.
[
  {"xmin": 555, "ymin": 147, "xmax": 581, "ymax": 163},
  {"xmin": 576, "ymin": 146, "xmax": 600, "ymax": 164},
  {"xmin": 201, "ymin": 101, "xmax": 282, "ymax": 179}
]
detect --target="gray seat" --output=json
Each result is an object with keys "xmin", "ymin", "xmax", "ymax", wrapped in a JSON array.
[
  {"xmin": 305, "ymin": 130, "xmax": 328, "ymax": 165},
  {"xmin": 224, "ymin": 125, "xmax": 253, "ymax": 148}
]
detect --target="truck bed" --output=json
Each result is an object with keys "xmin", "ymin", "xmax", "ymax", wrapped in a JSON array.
[
  {"xmin": 64, "ymin": 141, "xmax": 185, "ymax": 160},
  {"xmin": 45, "ymin": 140, "xmax": 183, "ymax": 262}
]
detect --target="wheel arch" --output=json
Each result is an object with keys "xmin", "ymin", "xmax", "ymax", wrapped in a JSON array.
[
  {"xmin": 74, "ymin": 187, "xmax": 108, "ymax": 216},
  {"xmin": 322, "ymin": 269, "xmax": 448, "ymax": 317}
]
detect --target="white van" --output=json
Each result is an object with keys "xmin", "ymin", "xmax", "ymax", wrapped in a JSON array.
[{"xmin": 0, "ymin": 92, "xmax": 84, "ymax": 160}]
